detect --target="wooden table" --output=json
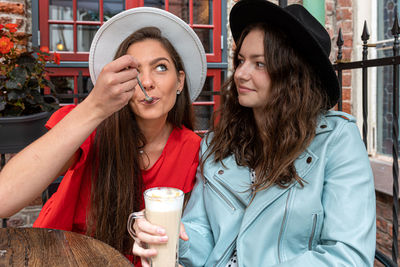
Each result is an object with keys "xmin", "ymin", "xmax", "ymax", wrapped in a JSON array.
[{"xmin": 0, "ymin": 228, "xmax": 133, "ymax": 266}]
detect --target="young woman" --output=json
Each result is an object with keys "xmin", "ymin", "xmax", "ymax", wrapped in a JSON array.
[
  {"xmin": 132, "ymin": 1, "xmax": 376, "ymax": 266},
  {"xmin": 0, "ymin": 7, "xmax": 206, "ymax": 264}
]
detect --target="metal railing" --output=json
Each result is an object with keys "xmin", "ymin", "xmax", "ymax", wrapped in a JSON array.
[{"xmin": 334, "ymin": 15, "xmax": 400, "ymax": 267}]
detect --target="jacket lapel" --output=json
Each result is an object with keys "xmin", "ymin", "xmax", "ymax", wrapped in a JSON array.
[{"xmin": 213, "ymin": 155, "xmax": 253, "ymax": 207}]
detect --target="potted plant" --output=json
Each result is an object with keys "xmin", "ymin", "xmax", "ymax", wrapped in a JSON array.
[{"xmin": 0, "ymin": 23, "xmax": 60, "ymax": 153}]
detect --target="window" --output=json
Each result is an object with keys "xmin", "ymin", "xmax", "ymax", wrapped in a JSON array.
[
  {"xmin": 40, "ymin": 0, "xmax": 125, "ymax": 60},
  {"xmin": 38, "ymin": 0, "xmax": 226, "ymax": 132},
  {"xmin": 376, "ymin": 0, "xmax": 399, "ymax": 156}
]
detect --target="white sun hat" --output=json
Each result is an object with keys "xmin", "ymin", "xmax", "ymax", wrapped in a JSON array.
[{"xmin": 89, "ymin": 7, "xmax": 207, "ymax": 102}]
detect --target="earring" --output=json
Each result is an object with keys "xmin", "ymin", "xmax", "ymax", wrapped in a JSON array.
[{"xmin": 176, "ymin": 90, "xmax": 181, "ymax": 95}]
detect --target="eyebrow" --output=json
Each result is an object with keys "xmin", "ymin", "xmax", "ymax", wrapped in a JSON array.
[
  {"xmin": 238, "ymin": 53, "xmax": 265, "ymax": 59},
  {"xmin": 136, "ymin": 57, "xmax": 171, "ymax": 69},
  {"xmin": 150, "ymin": 57, "xmax": 170, "ymax": 65}
]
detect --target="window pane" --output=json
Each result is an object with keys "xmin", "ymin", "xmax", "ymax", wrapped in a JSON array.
[
  {"xmin": 76, "ymin": 75, "xmax": 93, "ymax": 102},
  {"xmin": 193, "ymin": 0, "xmax": 212, "ymax": 25},
  {"xmin": 144, "ymin": 0, "xmax": 165, "ymax": 9},
  {"xmin": 77, "ymin": 75, "xmax": 94, "ymax": 94},
  {"xmin": 376, "ymin": 0, "xmax": 399, "ymax": 155},
  {"xmin": 77, "ymin": 0, "xmax": 99, "ymax": 21},
  {"xmin": 196, "ymin": 76, "xmax": 213, "ymax": 102},
  {"xmin": 194, "ymin": 105, "xmax": 213, "ymax": 131},
  {"xmin": 49, "ymin": 24, "xmax": 73, "ymax": 52},
  {"xmin": 169, "ymin": 0, "xmax": 189, "ymax": 23},
  {"xmin": 194, "ymin": 28, "xmax": 212, "ymax": 53},
  {"xmin": 77, "ymin": 25, "xmax": 99, "ymax": 52},
  {"xmin": 376, "ymin": 64, "xmax": 395, "ymax": 156},
  {"xmin": 194, "ymin": 77, "xmax": 214, "ymax": 131},
  {"xmin": 51, "ymin": 76, "xmax": 75, "ymax": 104},
  {"xmin": 104, "ymin": 0, "xmax": 125, "ymax": 21},
  {"xmin": 49, "ymin": 0, "xmax": 73, "ymax": 20}
]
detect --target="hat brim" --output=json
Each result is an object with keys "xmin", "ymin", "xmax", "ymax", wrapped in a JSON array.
[
  {"xmin": 230, "ymin": 1, "xmax": 339, "ymax": 108},
  {"xmin": 89, "ymin": 7, "xmax": 207, "ymax": 102}
]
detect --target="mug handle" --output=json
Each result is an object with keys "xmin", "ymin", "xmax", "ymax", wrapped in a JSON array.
[{"xmin": 127, "ymin": 211, "xmax": 145, "ymax": 239}]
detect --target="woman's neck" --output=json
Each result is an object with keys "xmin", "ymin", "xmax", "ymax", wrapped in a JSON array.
[{"xmin": 137, "ymin": 116, "xmax": 173, "ymax": 153}]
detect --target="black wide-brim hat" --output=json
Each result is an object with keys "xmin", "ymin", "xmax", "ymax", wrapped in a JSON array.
[{"xmin": 230, "ymin": 0, "xmax": 340, "ymax": 108}]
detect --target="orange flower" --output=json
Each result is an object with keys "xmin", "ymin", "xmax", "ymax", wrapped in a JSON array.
[
  {"xmin": 0, "ymin": 36, "xmax": 14, "ymax": 54},
  {"xmin": 40, "ymin": 46, "xmax": 49, "ymax": 53},
  {"xmin": 5, "ymin": 23, "xmax": 18, "ymax": 30},
  {"xmin": 53, "ymin": 52, "xmax": 60, "ymax": 65},
  {"xmin": 0, "ymin": 24, "xmax": 4, "ymax": 31},
  {"xmin": 5, "ymin": 23, "xmax": 18, "ymax": 33}
]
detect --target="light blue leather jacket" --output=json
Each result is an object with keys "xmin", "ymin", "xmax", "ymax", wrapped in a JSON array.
[{"xmin": 179, "ymin": 111, "xmax": 376, "ymax": 267}]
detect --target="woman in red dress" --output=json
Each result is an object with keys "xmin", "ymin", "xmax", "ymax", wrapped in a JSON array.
[{"xmin": 0, "ymin": 7, "xmax": 206, "ymax": 264}]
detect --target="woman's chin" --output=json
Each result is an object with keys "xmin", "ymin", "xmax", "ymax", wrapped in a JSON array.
[{"xmin": 238, "ymin": 97, "xmax": 254, "ymax": 108}]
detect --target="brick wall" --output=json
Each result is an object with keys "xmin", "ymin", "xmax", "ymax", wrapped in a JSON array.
[
  {"xmin": 326, "ymin": 0, "xmax": 353, "ymax": 114},
  {"xmin": 375, "ymin": 191, "xmax": 400, "ymax": 266},
  {"xmin": 0, "ymin": 0, "xmax": 31, "ymax": 41}
]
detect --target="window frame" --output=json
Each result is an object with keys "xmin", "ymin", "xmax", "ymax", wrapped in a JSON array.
[{"xmin": 39, "ymin": 0, "xmax": 222, "ymax": 62}]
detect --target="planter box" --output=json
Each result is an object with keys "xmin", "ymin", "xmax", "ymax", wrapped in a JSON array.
[{"xmin": 0, "ymin": 112, "xmax": 51, "ymax": 154}]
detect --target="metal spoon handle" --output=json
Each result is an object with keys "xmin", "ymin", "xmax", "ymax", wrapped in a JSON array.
[{"xmin": 136, "ymin": 76, "xmax": 153, "ymax": 102}]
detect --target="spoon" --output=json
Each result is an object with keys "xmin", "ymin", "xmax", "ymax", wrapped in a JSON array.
[{"xmin": 136, "ymin": 76, "xmax": 153, "ymax": 102}]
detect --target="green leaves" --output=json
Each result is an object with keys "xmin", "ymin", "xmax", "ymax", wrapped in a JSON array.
[
  {"xmin": 5, "ymin": 67, "xmax": 27, "ymax": 90},
  {"xmin": 0, "ymin": 48, "xmax": 59, "ymax": 116}
]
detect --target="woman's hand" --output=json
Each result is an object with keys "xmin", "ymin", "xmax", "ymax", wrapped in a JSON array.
[
  {"xmin": 84, "ymin": 55, "xmax": 139, "ymax": 120},
  {"xmin": 130, "ymin": 213, "xmax": 189, "ymax": 267}
]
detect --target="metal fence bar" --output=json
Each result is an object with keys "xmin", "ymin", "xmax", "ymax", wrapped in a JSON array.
[
  {"xmin": 391, "ymin": 14, "xmax": 400, "ymax": 265},
  {"xmin": 335, "ymin": 56, "xmax": 400, "ymax": 70},
  {"xmin": 361, "ymin": 21, "xmax": 369, "ymax": 148},
  {"xmin": 376, "ymin": 250, "xmax": 396, "ymax": 267},
  {"xmin": 336, "ymin": 28, "xmax": 344, "ymax": 111}
]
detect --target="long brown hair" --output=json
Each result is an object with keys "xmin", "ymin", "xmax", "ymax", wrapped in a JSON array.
[
  {"xmin": 203, "ymin": 23, "xmax": 329, "ymax": 194},
  {"xmin": 87, "ymin": 27, "xmax": 195, "ymax": 254}
]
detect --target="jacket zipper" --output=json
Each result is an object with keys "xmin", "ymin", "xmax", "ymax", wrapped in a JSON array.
[
  {"xmin": 216, "ymin": 237, "xmax": 237, "ymax": 267},
  {"xmin": 277, "ymin": 189, "xmax": 292, "ymax": 263},
  {"xmin": 308, "ymin": 214, "xmax": 317, "ymax": 250},
  {"xmin": 205, "ymin": 179, "xmax": 236, "ymax": 211}
]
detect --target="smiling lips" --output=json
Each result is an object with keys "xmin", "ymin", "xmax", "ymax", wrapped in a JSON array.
[{"xmin": 238, "ymin": 86, "xmax": 255, "ymax": 93}]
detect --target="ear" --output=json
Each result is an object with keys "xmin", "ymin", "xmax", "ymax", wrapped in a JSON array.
[{"xmin": 177, "ymin": 70, "xmax": 185, "ymax": 92}]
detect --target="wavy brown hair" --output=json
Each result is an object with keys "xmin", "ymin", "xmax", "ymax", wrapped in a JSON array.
[
  {"xmin": 87, "ymin": 27, "xmax": 195, "ymax": 254},
  {"xmin": 203, "ymin": 23, "xmax": 329, "ymax": 193}
]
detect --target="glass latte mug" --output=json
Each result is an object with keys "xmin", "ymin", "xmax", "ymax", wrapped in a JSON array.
[{"xmin": 128, "ymin": 187, "xmax": 184, "ymax": 267}]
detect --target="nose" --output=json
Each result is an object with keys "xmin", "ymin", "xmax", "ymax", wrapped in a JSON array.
[
  {"xmin": 234, "ymin": 62, "xmax": 251, "ymax": 81},
  {"xmin": 138, "ymin": 70, "xmax": 155, "ymax": 91}
]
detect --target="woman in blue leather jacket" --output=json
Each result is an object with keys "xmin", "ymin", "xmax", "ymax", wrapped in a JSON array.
[{"xmin": 132, "ymin": 1, "xmax": 376, "ymax": 266}]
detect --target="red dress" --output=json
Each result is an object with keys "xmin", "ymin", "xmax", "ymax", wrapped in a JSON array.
[{"xmin": 33, "ymin": 105, "xmax": 201, "ymax": 264}]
